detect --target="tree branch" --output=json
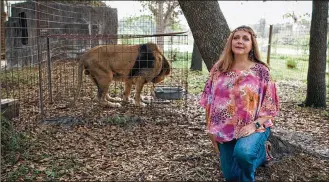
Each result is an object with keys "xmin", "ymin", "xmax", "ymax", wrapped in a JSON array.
[{"xmin": 163, "ymin": 1, "xmax": 179, "ymax": 30}]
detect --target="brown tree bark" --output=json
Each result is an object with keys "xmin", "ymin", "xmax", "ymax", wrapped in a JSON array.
[
  {"xmin": 305, "ymin": 1, "xmax": 328, "ymax": 108},
  {"xmin": 190, "ymin": 42, "xmax": 203, "ymax": 71},
  {"xmin": 178, "ymin": 1, "xmax": 230, "ymax": 71}
]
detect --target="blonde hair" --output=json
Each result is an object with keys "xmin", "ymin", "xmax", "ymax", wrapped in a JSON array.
[{"xmin": 216, "ymin": 25, "xmax": 268, "ymax": 72}]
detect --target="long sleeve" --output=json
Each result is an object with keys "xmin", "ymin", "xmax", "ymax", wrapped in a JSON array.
[
  {"xmin": 259, "ymin": 80, "xmax": 280, "ymax": 118},
  {"xmin": 257, "ymin": 76, "xmax": 280, "ymax": 128},
  {"xmin": 199, "ymin": 63, "xmax": 219, "ymax": 109},
  {"xmin": 200, "ymin": 79, "xmax": 213, "ymax": 108}
]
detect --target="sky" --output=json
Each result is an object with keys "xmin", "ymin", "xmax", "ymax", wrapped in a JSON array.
[
  {"xmin": 4, "ymin": 1, "xmax": 313, "ymax": 31},
  {"xmin": 106, "ymin": 1, "xmax": 313, "ymax": 30},
  {"xmin": 6, "ymin": 1, "xmax": 313, "ymax": 29}
]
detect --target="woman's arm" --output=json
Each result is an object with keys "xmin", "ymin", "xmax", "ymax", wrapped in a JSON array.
[{"xmin": 236, "ymin": 117, "xmax": 273, "ymax": 139}]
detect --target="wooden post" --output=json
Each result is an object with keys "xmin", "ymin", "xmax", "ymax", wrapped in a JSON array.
[
  {"xmin": 1, "ymin": 99, "xmax": 20, "ymax": 120},
  {"xmin": 267, "ymin": 25, "xmax": 273, "ymax": 66}
]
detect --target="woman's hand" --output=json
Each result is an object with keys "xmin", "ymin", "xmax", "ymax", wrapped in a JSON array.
[
  {"xmin": 236, "ymin": 123, "xmax": 256, "ymax": 139},
  {"xmin": 208, "ymin": 133, "xmax": 220, "ymax": 155}
]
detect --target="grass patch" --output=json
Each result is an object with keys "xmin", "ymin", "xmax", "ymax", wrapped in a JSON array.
[
  {"xmin": 0, "ymin": 67, "xmax": 39, "ymax": 98},
  {"xmin": 1, "ymin": 115, "xmax": 34, "ymax": 181},
  {"xmin": 5, "ymin": 164, "xmax": 43, "ymax": 181},
  {"xmin": 102, "ymin": 114, "xmax": 141, "ymax": 126},
  {"xmin": 0, "ymin": 67, "xmax": 39, "ymax": 87},
  {"xmin": 1, "ymin": 116, "xmax": 30, "ymax": 165},
  {"xmin": 172, "ymin": 60, "xmax": 189, "ymax": 69},
  {"xmin": 187, "ymin": 70, "xmax": 209, "ymax": 94},
  {"xmin": 269, "ymin": 58, "xmax": 309, "ymax": 82}
]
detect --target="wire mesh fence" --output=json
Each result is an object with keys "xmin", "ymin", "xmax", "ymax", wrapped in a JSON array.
[
  {"xmin": 249, "ymin": 22, "xmax": 329, "ymax": 103},
  {"xmin": 1, "ymin": 1, "xmax": 189, "ymax": 124}
]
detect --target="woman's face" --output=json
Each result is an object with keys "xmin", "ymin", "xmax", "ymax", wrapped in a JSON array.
[{"xmin": 231, "ymin": 30, "xmax": 253, "ymax": 56}]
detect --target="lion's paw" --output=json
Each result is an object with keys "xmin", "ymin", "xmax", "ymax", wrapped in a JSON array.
[
  {"xmin": 110, "ymin": 102, "xmax": 122, "ymax": 108},
  {"xmin": 134, "ymin": 101, "xmax": 147, "ymax": 107},
  {"xmin": 106, "ymin": 95, "xmax": 122, "ymax": 102},
  {"xmin": 100, "ymin": 101, "xmax": 121, "ymax": 108}
]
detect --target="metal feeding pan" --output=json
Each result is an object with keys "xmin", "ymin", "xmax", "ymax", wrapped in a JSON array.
[{"xmin": 153, "ymin": 86, "xmax": 185, "ymax": 100}]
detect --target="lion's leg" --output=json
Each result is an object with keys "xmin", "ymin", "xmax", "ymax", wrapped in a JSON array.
[
  {"xmin": 123, "ymin": 79, "xmax": 133, "ymax": 103},
  {"xmin": 96, "ymin": 74, "xmax": 121, "ymax": 108},
  {"xmin": 134, "ymin": 77, "xmax": 147, "ymax": 107}
]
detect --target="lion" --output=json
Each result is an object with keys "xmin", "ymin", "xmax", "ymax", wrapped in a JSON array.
[{"xmin": 71, "ymin": 42, "xmax": 171, "ymax": 107}]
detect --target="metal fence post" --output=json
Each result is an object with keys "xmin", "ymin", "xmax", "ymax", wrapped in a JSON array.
[
  {"xmin": 36, "ymin": 0, "xmax": 44, "ymax": 119},
  {"xmin": 47, "ymin": 37, "xmax": 53, "ymax": 103},
  {"xmin": 267, "ymin": 25, "xmax": 273, "ymax": 66}
]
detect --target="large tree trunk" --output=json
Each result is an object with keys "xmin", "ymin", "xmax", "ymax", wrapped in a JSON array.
[
  {"xmin": 304, "ymin": 1, "xmax": 328, "ymax": 108},
  {"xmin": 190, "ymin": 42, "xmax": 203, "ymax": 71},
  {"xmin": 178, "ymin": 1, "xmax": 230, "ymax": 71}
]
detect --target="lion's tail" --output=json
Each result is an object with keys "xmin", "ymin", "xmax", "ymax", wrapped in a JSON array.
[{"xmin": 70, "ymin": 59, "xmax": 84, "ymax": 107}]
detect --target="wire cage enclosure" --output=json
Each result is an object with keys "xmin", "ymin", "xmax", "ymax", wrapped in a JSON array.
[{"xmin": 1, "ymin": 1, "xmax": 189, "ymax": 125}]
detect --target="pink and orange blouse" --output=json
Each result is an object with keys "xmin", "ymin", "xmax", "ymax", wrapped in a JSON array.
[{"xmin": 200, "ymin": 62, "xmax": 280, "ymax": 142}]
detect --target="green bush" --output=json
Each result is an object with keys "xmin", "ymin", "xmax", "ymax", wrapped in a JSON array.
[
  {"xmin": 286, "ymin": 58, "xmax": 298, "ymax": 69},
  {"xmin": 279, "ymin": 55, "xmax": 288, "ymax": 59}
]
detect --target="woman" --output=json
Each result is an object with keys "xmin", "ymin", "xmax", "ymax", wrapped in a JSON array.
[{"xmin": 200, "ymin": 25, "xmax": 280, "ymax": 182}]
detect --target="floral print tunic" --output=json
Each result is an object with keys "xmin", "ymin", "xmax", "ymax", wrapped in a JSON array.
[{"xmin": 200, "ymin": 62, "xmax": 280, "ymax": 142}]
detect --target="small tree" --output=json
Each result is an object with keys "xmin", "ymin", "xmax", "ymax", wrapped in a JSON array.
[
  {"xmin": 140, "ymin": 1, "xmax": 181, "ymax": 49},
  {"xmin": 140, "ymin": 1, "xmax": 181, "ymax": 33}
]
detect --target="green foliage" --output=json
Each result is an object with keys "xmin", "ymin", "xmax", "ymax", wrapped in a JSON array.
[
  {"xmin": 139, "ymin": 1, "xmax": 182, "ymax": 32},
  {"xmin": 270, "ymin": 58, "xmax": 308, "ymax": 82},
  {"xmin": 170, "ymin": 22, "xmax": 184, "ymax": 32},
  {"xmin": 1, "ymin": 115, "xmax": 29, "ymax": 164},
  {"xmin": 286, "ymin": 58, "xmax": 298, "ymax": 69},
  {"xmin": 279, "ymin": 55, "xmax": 288, "ymax": 60},
  {"xmin": 103, "ymin": 114, "xmax": 140, "ymax": 126},
  {"xmin": 119, "ymin": 15, "xmax": 155, "ymax": 35},
  {"xmin": 187, "ymin": 70, "xmax": 209, "ymax": 94},
  {"xmin": 120, "ymin": 38, "xmax": 154, "ymax": 45},
  {"xmin": 0, "ymin": 67, "xmax": 39, "ymax": 98},
  {"xmin": 282, "ymin": 11, "xmax": 311, "ymax": 23},
  {"xmin": 5, "ymin": 163, "xmax": 51, "ymax": 181},
  {"xmin": 166, "ymin": 50, "xmax": 190, "ymax": 63},
  {"xmin": 322, "ymin": 110, "xmax": 329, "ymax": 117}
]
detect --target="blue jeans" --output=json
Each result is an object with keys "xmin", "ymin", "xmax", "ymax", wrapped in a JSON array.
[{"xmin": 218, "ymin": 128, "xmax": 270, "ymax": 182}]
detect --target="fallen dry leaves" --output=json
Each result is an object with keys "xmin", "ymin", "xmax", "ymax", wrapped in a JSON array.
[{"xmin": 1, "ymin": 62, "xmax": 329, "ymax": 181}]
